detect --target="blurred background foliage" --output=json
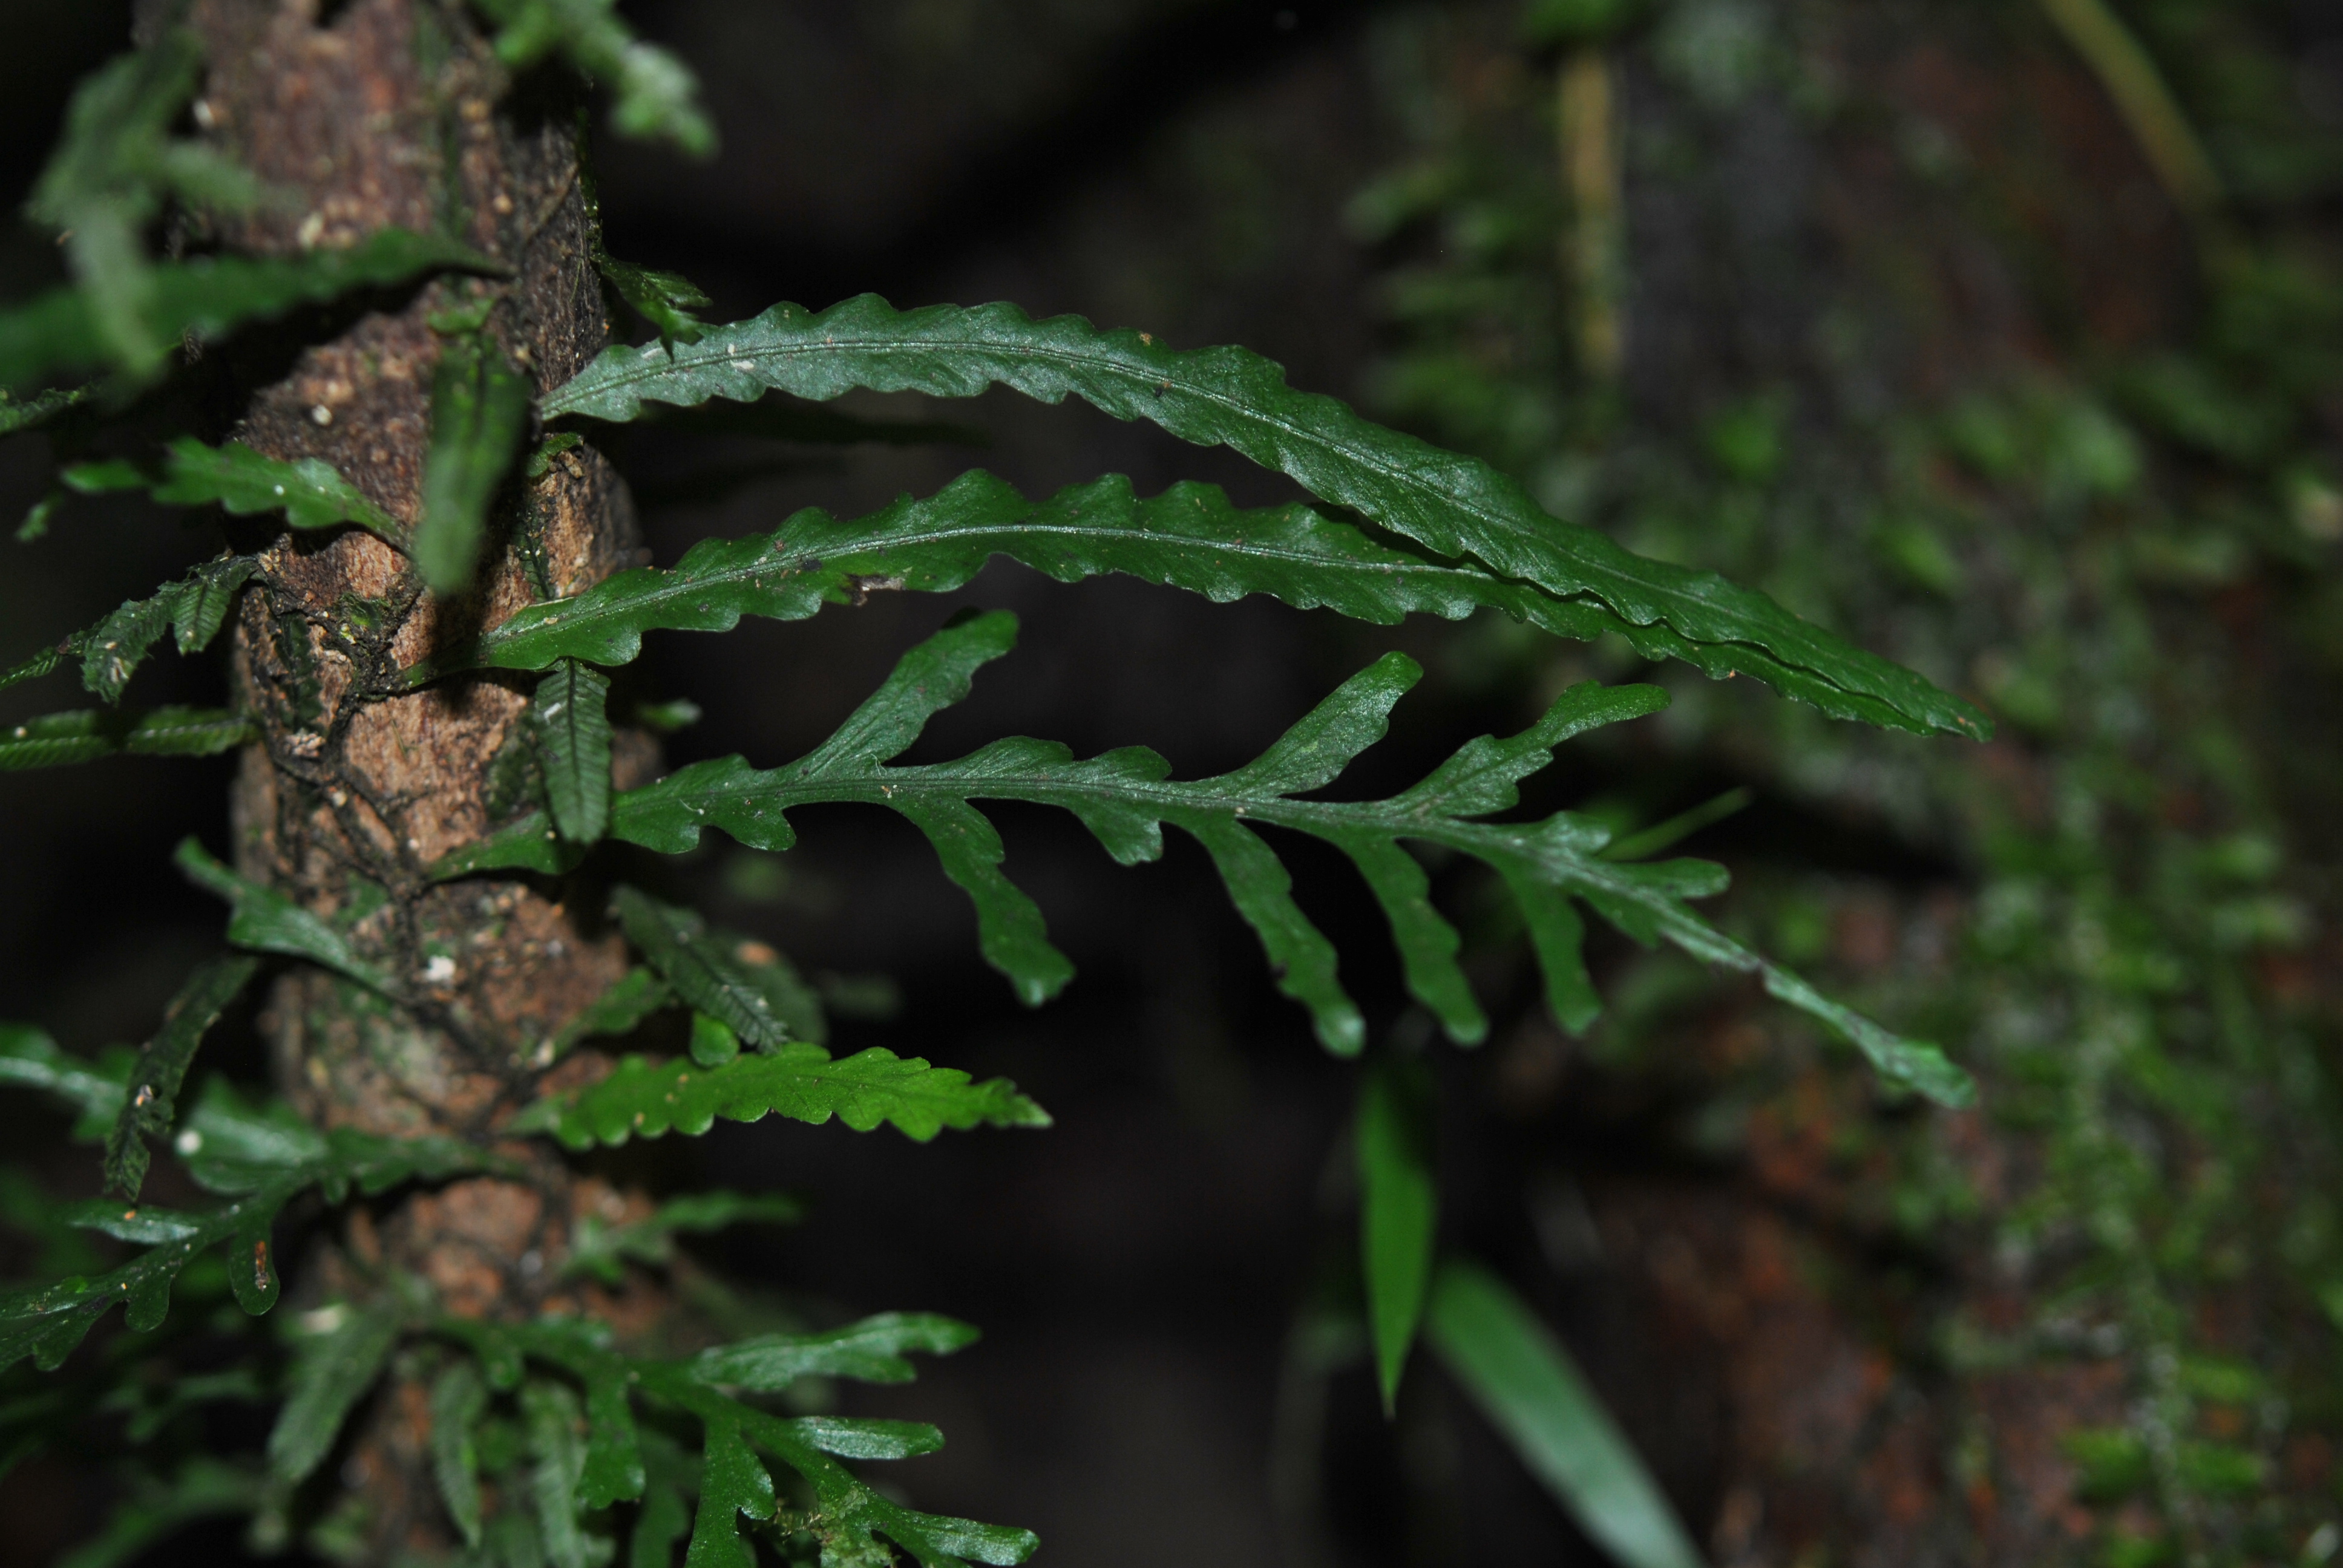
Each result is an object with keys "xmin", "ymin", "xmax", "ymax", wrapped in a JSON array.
[{"xmin": 0, "ymin": 1, "xmax": 2338, "ymax": 1565}]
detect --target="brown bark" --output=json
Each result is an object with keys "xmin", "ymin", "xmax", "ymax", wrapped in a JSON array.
[{"xmin": 174, "ymin": 1, "xmax": 652, "ymax": 1555}]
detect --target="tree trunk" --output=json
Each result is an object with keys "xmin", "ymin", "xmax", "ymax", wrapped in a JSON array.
[{"xmin": 176, "ymin": 1, "xmax": 648, "ymax": 1554}]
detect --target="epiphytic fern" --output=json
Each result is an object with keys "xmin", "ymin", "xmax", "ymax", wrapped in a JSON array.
[{"xmin": 0, "ymin": 11, "xmax": 1992, "ymax": 1567}]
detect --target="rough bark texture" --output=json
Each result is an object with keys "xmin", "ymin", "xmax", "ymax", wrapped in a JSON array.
[{"xmin": 175, "ymin": 1, "xmax": 651, "ymax": 1555}]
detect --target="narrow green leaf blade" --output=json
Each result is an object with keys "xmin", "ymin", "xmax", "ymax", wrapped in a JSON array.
[
  {"xmin": 511, "ymin": 1044, "xmax": 1050, "ymax": 1148},
  {"xmin": 174, "ymin": 838, "xmax": 399, "ymax": 997},
  {"xmin": 167, "ymin": 557, "xmax": 259, "ymax": 655},
  {"xmin": 80, "ymin": 589, "xmax": 177, "ymax": 702},
  {"xmin": 538, "ymin": 299, "xmax": 1987, "ymax": 738},
  {"xmin": 610, "ymin": 886, "xmax": 787, "ymax": 1049},
  {"xmin": 414, "ymin": 335, "xmax": 530, "ymax": 593},
  {"xmin": 523, "ymin": 1379, "xmax": 592, "ymax": 1568},
  {"xmin": 897, "ymin": 795, "xmax": 1073, "ymax": 1007},
  {"xmin": 430, "ymin": 1360, "xmax": 488, "ymax": 1549},
  {"xmin": 104, "ymin": 954, "xmax": 260, "ymax": 1200},
  {"xmin": 1357, "ymin": 1060, "xmax": 1438, "ymax": 1416},
  {"xmin": 269, "ymin": 1296, "xmax": 405, "ymax": 1483},
  {"xmin": 0, "ymin": 707, "xmax": 251, "ymax": 769},
  {"xmin": 0, "ymin": 229, "xmax": 497, "ymax": 391},
  {"xmin": 693, "ymin": 1313, "xmax": 978, "ymax": 1391},
  {"xmin": 532, "ymin": 659, "xmax": 613, "ymax": 845},
  {"xmin": 151, "ymin": 439, "xmax": 398, "ymax": 535},
  {"xmin": 566, "ymin": 1189, "xmax": 803, "ymax": 1285},
  {"xmin": 1427, "ymin": 1259, "xmax": 1704, "ymax": 1568}
]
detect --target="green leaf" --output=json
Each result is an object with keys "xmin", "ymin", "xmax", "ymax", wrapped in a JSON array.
[
  {"xmin": 447, "ymin": 616, "xmax": 1971, "ymax": 1102},
  {"xmin": 523, "ymin": 1379, "xmax": 592, "ymax": 1568},
  {"xmin": 610, "ymin": 886, "xmax": 787, "ymax": 1049},
  {"xmin": 537, "ymin": 298, "xmax": 1988, "ymax": 739},
  {"xmin": 0, "ymin": 1060, "xmax": 480, "ymax": 1372},
  {"xmin": 430, "ymin": 1360, "xmax": 488, "ymax": 1549},
  {"xmin": 0, "ymin": 229, "xmax": 496, "ymax": 392},
  {"xmin": 0, "ymin": 707, "xmax": 252, "ymax": 769},
  {"xmin": 595, "ymin": 252, "xmax": 710, "ymax": 345},
  {"xmin": 103, "ymin": 955, "xmax": 261, "ymax": 1201},
  {"xmin": 0, "ymin": 636, "xmax": 85, "ymax": 695},
  {"xmin": 411, "ymin": 470, "xmax": 1848, "ymax": 733},
  {"xmin": 143, "ymin": 439, "xmax": 397, "ymax": 535},
  {"xmin": 174, "ymin": 838, "xmax": 400, "ymax": 998},
  {"xmin": 532, "ymin": 659, "xmax": 614, "ymax": 844},
  {"xmin": 268, "ymin": 1295, "xmax": 405, "ymax": 1484},
  {"xmin": 693, "ymin": 1313, "xmax": 979, "ymax": 1391},
  {"xmin": 509, "ymin": 1042, "xmax": 1051, "ymax": 1148},
  {"xmin": 1357, "ymin": 1059, "xmax": 1437, "ymax": 1415},
  {"xmin": 475, "ymin": 0, "xmax": 716, "ymax": 156},
  {"xmin": 565, "ymin": 1191, "xmax": 804, "ymax": 1286},
  {"xmin": 0, "ymin": 385, "xmax": 99, "ymax": 437},
  {"xmin": 28, "ymin": 555, "xmax": 258, "ymax": 704},
  {"xmin": 1426, "ymin": 1259, "xmax": 1702, "ymax": 1568},
  {"xmin": 414, "ymin": 333, "xmax": 532, "ymax": 593},
  {"xmin": 25, "ymin": 33, "xmax": 266, "ymax": 379}
]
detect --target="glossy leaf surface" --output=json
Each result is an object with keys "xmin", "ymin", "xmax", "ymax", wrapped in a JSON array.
[
  {"xmin": 408, "ymin": 469, "xmax": 1858, "ymax": 726},
  {"xmin": 445, "ymin": 615, "xmax": 1970, "ymax": 1102},
  {"xmin": 509, "ymin": 1042, "xmax": 1051, "ymax": 1147},
  {"xmin": 609, "ymin": 886, "xmax": 788, "ymax": 1049},
  {"xmin": 539, "ymin": 297, "xmax": 1986, "ymax": 738},
  {"xmin": 65, "ymin": 439, "xmax": 398, "ymax": 536}
]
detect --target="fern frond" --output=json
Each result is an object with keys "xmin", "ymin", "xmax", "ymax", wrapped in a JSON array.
[
  {"xmin": 474, "ymin": 0, "xmax": 716, "ymax": 156},
  {"xmin": 609, "ymin": 886, "xmax": 790, "ymax": 1050},
  {"xmin": 445, "ymin": 613, "xmax": 1971, "ymax": 1102},
  {"xmin": 103, "ymin": 955, "xmax": 261, "ymax": 1201},
  {"xmin": 0, "ymin": 385, "xmax": 97, "ymax": 437},
  {"xmin": 25, "ymin": 32, "xmax": 268, "ymax": 379},
  {"xmin": 507, "ymin": 1040, "xmax": 1052, "ymax": 1147},
  {"xmin": 64, "ymin": 439, "xmax": 399, "ymax": 537},
  {"xmin": 269, "ymin": 1296, "xmax": 405, "ymax": 1486},
  {"xmin": 0, "ymin": 707, "xmax": 252, "ymax": 769},
  {"xmin": 414, "ymin": 332, "xmax": 531, "ymax": 593},
  {"xmin": 532, "ymin": 659, "xmax": 614, "ymax": 844},
  {"xmin": 594, "ymin": 251, "xmax": 710, "ymax": 345},
  {"xmin": 0, "ymin": 229, "xmax": 496, "ymax": 391},
  {"xmin": 71, "ymin": 556, "xmax": 258, "ymax": 702},
  {"xmin": 0, "ymin": 1033, "xmax": 482, "ymax": 1371},
  {"xmin": 437, "ymin": 1315, "xmax": 1036, "ymax": 1568},
  {"xmin": 538, "ymin": 298, "xmax": 1988, "ymax": 739},
  {"xmin": 175, "ymin": 839, "xmax": 399, "ymax": 998},
  {"xmin": 406, "ymin": 469, "xmax": 1854, "ymax": 727}
]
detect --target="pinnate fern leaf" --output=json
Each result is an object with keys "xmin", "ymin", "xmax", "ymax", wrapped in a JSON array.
[
  {"xmin": 439, "ymin": 1315, "xmax": 1034, "ymax": 1568},
  {"xmin": 407, "ymin": 469, "xmax": 1849, "ymax": 725},
  {"xmin": 103, "ymin": 955, "xmax": 260, "ymax": 1201},
  {"xmin": 0, "ymin": 707, "xmax": 252, "ymax": 769},
  {"xmin": 65, "ymin": 438, "xmax": 398, "ymax": 537},
  {"xmin": 75, "ymin": 557, "xmax": 258, "ymax": 702},
  {"xmin": 0, "ymin": 229, "xmax": 496, "ymax": 391},
  {"xmin": 508, "ymin": 1040, "xmax": 1051, "ymax": 1147},
  {"xmin": 447, "ymin": 613, "xmax": 1971, "ymax": 1102},
  {"xmin": 0, "ymin": 1031, "xmax": 483, "ymax": 1371},
  {"xmin": 538, "ymin": 297, "xmax": 1988, "ymax": 739}
]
